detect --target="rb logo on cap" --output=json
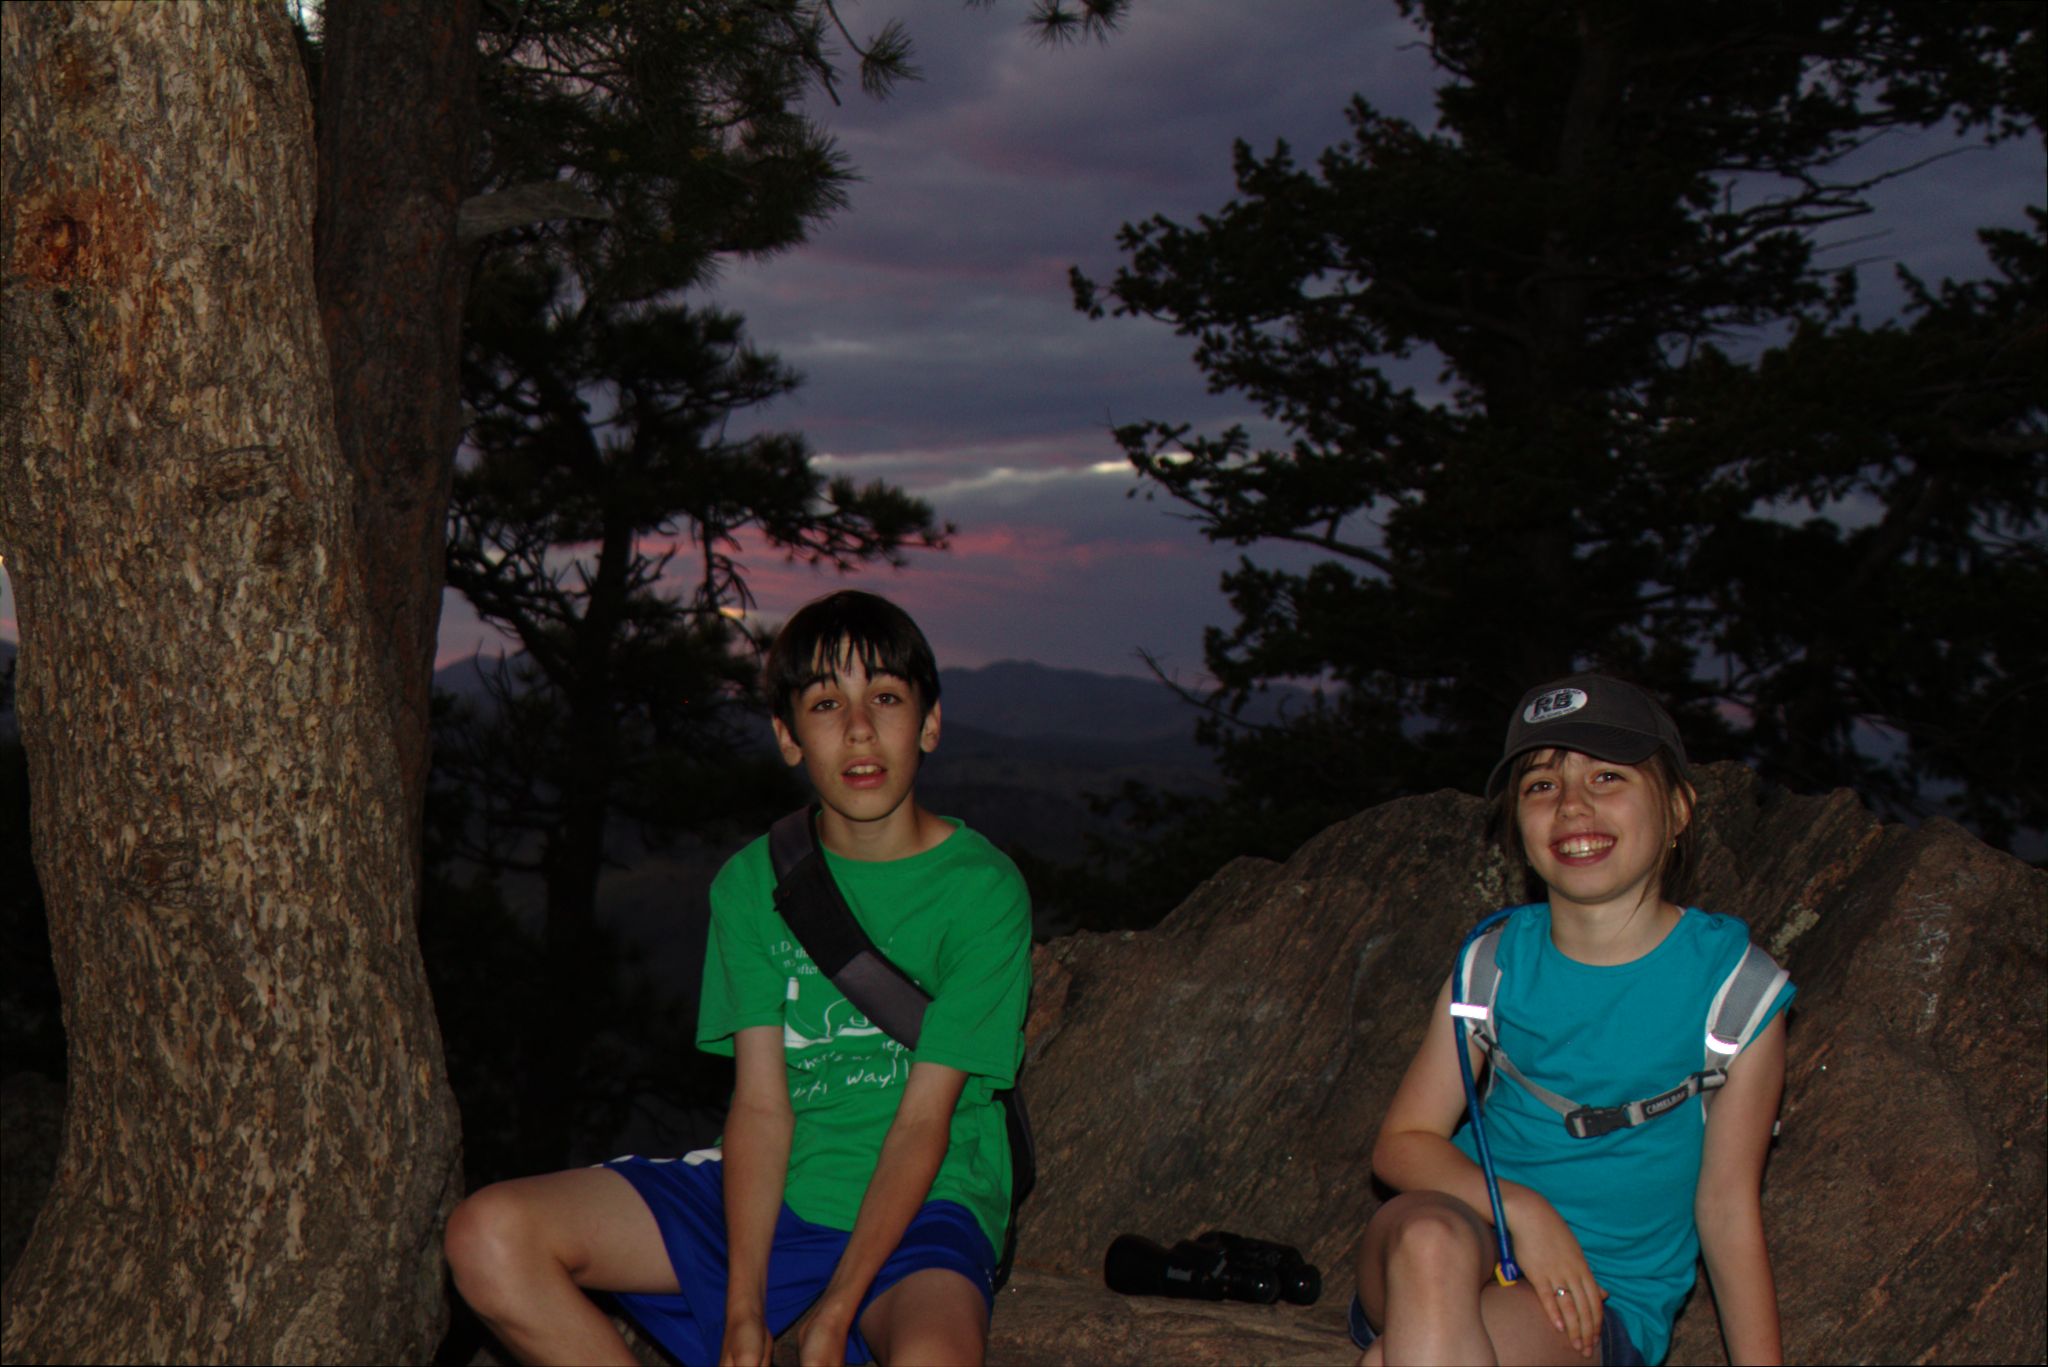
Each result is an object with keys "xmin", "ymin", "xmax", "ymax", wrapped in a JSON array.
[{"xmin": 1523, "ymin": 688, "xmax": 1588, "ymax": 723}]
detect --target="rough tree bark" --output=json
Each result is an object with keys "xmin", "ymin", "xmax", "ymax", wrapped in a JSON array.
[
  {"xmin": 0, "ymin": 4, "xmax": 461, "ymax": 1361},
  {"xmin": 313, "ymin": 0, "xmax": 480, "ymax": 860}
]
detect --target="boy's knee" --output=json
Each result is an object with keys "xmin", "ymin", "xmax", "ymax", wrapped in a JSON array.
[
  {"xmin": 863, "ymin": 1269, "xmax": 988, "ymax": 1366},
  {"xmin": 879, "ymin": 1317, "xmax": 985, "ymax": 1367},
  {"xmin": 444, "ymin": 1183, "xmax": 535, "ymax": 1306}
]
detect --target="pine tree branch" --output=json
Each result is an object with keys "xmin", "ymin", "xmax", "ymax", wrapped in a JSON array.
[{"xmin": 457, "ymin": 181, "xmax": 613, "ymax": 245}]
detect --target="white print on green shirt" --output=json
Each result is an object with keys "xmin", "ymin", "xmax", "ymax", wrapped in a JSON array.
[{"xmin": 783, "ymin": 970, "xmax": 911, "ymax": 1103}]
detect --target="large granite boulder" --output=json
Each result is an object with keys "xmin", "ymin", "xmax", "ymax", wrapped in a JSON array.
[
  {"xmin": 6, "ymin": 764, "xmax": 2037, "ymax": 1363},
  {"xmin": 991, "ymin": 763, "xmax": 2045, "ymax": 1364}
]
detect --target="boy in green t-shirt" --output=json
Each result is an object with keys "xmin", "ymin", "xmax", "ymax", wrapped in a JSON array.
[{"xmin": 444, "ymin": 590, "xmax": 1032, "ymax": 1366}]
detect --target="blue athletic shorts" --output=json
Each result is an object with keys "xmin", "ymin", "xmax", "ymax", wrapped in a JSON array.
[
  {"xmin": 602, "ymin": 1150, "xmax": 996, "ymax": 1366},
  {"xmin": 1349, "ymin": 1292, "xmax": 1646, "ymax": 1366}
]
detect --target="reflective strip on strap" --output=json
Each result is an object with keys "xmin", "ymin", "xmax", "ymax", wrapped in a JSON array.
[
  {"xmin": 1698, "ymin": 942, "xmax": 1791, "ymax": 1121},
  {"xmin": 1706, "ymin": 945, "xmax": 1790, "ymax": 1059},
  {"xmin": 1459, "ymin": 925, "xmax": 1510, "ymax": 1101},
  {"xmin": 1453, "ymin": 918, "xmax": 1787, "ymax": 1139}
]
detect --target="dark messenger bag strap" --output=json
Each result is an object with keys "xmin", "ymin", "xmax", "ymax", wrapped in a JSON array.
[
  {"xmin": 764, "ymin": 804, "xmax": 1034, "ymax": 1289},
  {"xmin": 768, "ymin": 806, "xmax": 932, "ymax": 1049}
]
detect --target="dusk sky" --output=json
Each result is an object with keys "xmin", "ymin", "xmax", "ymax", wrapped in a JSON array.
[{"xmin": 3, "ymin": 1, "xmax": 2038, "ymax": 681}]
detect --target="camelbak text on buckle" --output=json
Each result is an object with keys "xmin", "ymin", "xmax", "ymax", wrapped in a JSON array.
[{"xmin": 1563, "ymin": 1071, "xmax": 1728, "ymax": 1139}]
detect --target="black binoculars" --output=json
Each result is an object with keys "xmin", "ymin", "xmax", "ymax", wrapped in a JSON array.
[{"xmin": 1103, "ymin": 1229, "xmax": 1321, "ymax": 1306}]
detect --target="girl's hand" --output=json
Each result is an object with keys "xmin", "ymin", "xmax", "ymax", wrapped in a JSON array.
[{"xmin": 1505, "ymin": 1190, "xmax": 1605, "ymax": 1357}]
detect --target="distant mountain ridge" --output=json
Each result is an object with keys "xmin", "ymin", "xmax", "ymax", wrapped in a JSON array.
[
  {"xmin": 431, "ymin": 649, "xmax": 1225, "ymax": 782},
  {"xmin": 427, "ymin": 653, "xmax": 1304, "ymax": 866},
  {"xmin": 938, "ymin": 658, "xmax": 1308, "ymax": 742},
  {"xmin": 434, "ymin": 653, "xmax": 1309, "ymax": 749},
  {"xmin": 938, "ymin": 659, "xmax": 1206, "ymax": 743}
]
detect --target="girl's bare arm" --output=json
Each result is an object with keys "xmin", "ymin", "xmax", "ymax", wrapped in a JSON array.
[
  {"xmin": 1375, "ymin": 975, "xmax": 1552, "ymax": 1231},
  {"xmin": 1372, "ymin": 975, "xmax": 1604, "ymax": 1344},
  {"xmin": 1696, "ymin": 1012, "xmax": 1788, "ymax": 1366}
]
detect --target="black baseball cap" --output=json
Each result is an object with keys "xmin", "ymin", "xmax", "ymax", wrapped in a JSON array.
[{"xmin": 1486, "ymin": 673, "xmax": 1691, "ymax": 798}]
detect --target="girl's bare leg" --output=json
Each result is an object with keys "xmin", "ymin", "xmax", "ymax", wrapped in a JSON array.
[
  {"xmin": 1480, "ymin": 1277, "xmax": 1603, "ymax": 1365},
  {"xmin": 444, "ymin": 1167, "xmax": 679, "ymax": 1365},
  {"xmin": 1355, "ymin": 1192, "xmax": 1497, "ymax": 1364},
  {"xmin": 1354, "ymin": 1192, "xmax": 1591, "ymax": 1366}
]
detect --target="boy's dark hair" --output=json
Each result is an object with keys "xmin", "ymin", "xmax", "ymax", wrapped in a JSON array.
[
  {"xmin": 1487, "ymin": 746, "xmax": 1697, "ymax": 905},
  {"xmin": 764, "ymin": 590, "xmax": 941, "ymax": 728}
]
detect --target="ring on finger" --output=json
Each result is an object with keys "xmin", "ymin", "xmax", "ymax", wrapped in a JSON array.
[{"xmin": 1555, "ymin": 1286, "xmax": 1569, "ymax": 1298}]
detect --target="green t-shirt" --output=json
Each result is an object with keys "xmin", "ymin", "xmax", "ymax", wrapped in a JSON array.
[{"xmin": 697, "ymin": 819, "xmax": 1031, "ymax": 1253}]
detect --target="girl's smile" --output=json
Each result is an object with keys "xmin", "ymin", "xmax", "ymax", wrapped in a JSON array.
[
  {"xmin": 1517, "ymin": 748, "xmax": 1686, "ymax": 923},
  {"xmin": 1549, "ymin": 832, "xmax": 1617, "ymax": 863}
]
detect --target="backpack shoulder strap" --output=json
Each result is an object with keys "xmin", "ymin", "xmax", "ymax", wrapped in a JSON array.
[
  {"xmin": 1704, "ymin": 942, "xmax": 1789, "ymax": 1058},
  {"xmin": 767, "ymin": 806, "xmax": 931, "ymax": 1050},
  {"xmin": 1454, "ymin": 922, "xmax": 1507, "ymax": 1046},
  {"xmin": 1452, "ymin": 920, "xmax": 1507, "ymax": 1098},
  {"xmin": 1697, "ymin": 941, "xmax": 1790, "ymax": 1121},
  {"xmin": 1453, "ymin": 909, "xmax": 1785, "ymax": 1141},
  {"xmin": 1454, "ymin": 916, "xmax": 1586, "ymax": 1122}
]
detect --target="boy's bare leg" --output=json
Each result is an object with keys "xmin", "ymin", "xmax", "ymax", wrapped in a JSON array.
[
  {"xmin": 445, "ymin": 1167, "xmax": 679, "ymax": 1366},
  {"xmin": 856, "ymin": 1267, "xmax": 988, "ymax": 1367},
  {"xmin": 1354, "ymin": 1191, "xmax": 1588, "ymax": 1366}
]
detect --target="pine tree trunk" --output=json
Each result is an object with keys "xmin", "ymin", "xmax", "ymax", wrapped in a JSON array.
[
  {"xmin": 0, "ymin": 5, "xmax": 460, "ymax": 1361},
  {"xmin": 314, "ymin": 0, "xmax": 480, "ymax": 863}
]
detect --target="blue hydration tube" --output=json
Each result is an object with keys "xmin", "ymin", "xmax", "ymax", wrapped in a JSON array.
[{"xmin": 1451, "ymin": 907, "xmax": 1522, "ymax": 1285}]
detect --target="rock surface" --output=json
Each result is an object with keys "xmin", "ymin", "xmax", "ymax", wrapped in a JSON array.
[
  {"xmin": 3, "ymin": 765, "xmax": 2039, "ymax": 1363},
  {"xmin": 991, "ymin": 764, "xmax": 2046, "ymax": 1364}
]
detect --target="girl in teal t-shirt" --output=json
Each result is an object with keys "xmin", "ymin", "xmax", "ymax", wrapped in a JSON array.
[{"xmin": 1351, "ymin": 674, "xmax": 1794, "ymax": 1365}]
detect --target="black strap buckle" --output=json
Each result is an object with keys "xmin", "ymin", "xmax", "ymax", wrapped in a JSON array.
[{"xmin": 1564, "ymin": 1105, "xmax": 1630, "ymax": 1139}]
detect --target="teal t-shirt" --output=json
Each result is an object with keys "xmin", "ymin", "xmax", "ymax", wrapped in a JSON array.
[
  {"xmin": 1451, "ymin": 906, "xmax": 1794, "ymax": 1365},
  {"xmin": 697, "ymin": 819, "xmax": 1031, "ymax": 1253}
]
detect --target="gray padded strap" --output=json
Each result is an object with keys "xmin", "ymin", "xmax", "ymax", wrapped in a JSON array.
[
  {"xmin": 1455, "ymin": 926, "xmax": 1508, "ymax": 1100},
  {"xmin": 1486, "ymin": 1044, "xmax": 1589, "ymax": 1122},
  {"xmin": 1698, "ymin": 943, "xmax": 1789, "ymax": 1123},
  {"xmin": 1705, "ymin": 944, "xmax": 1789, "ymax": 1058},
  {"xmin": 1463, "ymin": 927, "xmax": 1505, "ymax": 1025},
  {"xmin": 1458, "ymin": 914, "xmax": 1787, "ymax": 1139}
]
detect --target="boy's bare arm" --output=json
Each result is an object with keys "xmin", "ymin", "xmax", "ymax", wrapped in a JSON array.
[
  {"xmin": 721, "ymin": 1026, "xmax": 794, "ymax": 1367},
  {"xmin": 796, "ymin": 1060, "xmax": 967, "ymax": 1363}
]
